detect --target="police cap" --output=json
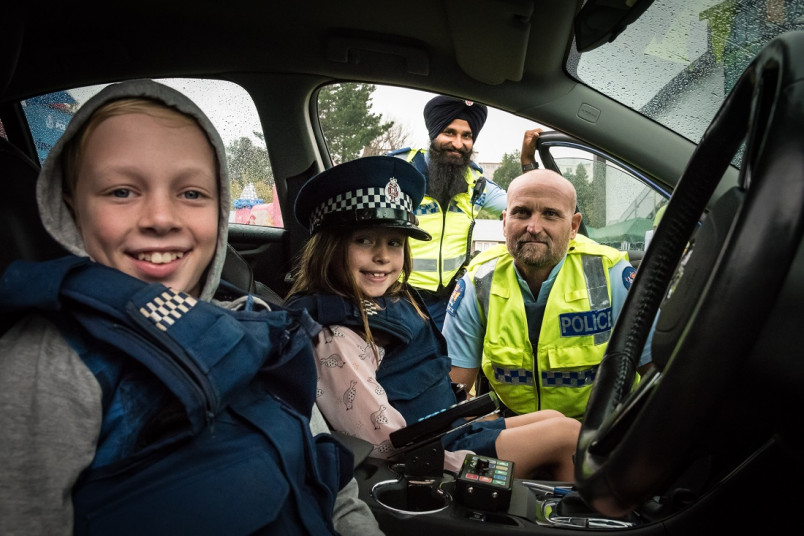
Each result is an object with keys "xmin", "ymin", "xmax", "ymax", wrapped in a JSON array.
[{"xmin": 294, "ymin": 156, "xmax": 431, "ymax": 241}]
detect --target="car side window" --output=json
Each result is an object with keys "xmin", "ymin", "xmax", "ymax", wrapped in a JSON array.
[
  {"xmin": 543, "ymin": 143, "xmax": 669, "ymax": 266},
  {"xmin": 316, "ymin": 83, "xmax": 669, "ymax": 263},
  {"xmin": 316, "ymin": 82, "xmax": 538, "ymax": 252},
  {"xmin": 21, "ymin": 78, "xmax": 282, "ymax": 228}
]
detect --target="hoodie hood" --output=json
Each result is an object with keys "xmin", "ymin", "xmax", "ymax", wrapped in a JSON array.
[{"xmin": 36, "ymin": 79, "xmax": 230, "ymax": 302}]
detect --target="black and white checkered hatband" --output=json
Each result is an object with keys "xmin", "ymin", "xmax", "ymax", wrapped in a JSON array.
[{"xmin": 309, "ymin": 181, "xmax": 415, "ymax": 233}]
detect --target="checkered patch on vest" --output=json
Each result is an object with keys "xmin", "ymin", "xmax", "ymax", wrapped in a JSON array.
[
  {"xmin": 311, "ymin": 186, "xmax": 413, "ymax": 229},
  {"xmin": 415, "ymin": 200, "xmax": 440, "ymax": 215},
  {"xmin": 541, "ymin": 367, "xmax": 597, "ymax": 388},
  {"xmin": 493, "ymin": 366, "xmax": 534, "ymax": 385},
  {"xmin": 361, "ymin": 299, "xmax": 379, "ymax": 316},
  {"xmin": 139, "ymin": 290, "xmax": 198, "ymax": 332}
]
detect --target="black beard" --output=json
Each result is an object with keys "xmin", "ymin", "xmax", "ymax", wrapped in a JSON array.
[{"xmin": 427, "ymin": 141, "xmax": 472, "ymax": 209}]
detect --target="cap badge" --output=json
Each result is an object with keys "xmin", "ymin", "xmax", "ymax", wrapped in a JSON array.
[
  {"xmin": 384, "ymin": 178, "xmax": 400, "ymax": 204},
  {"xmin": 465, "ymin": 100, "xmax": 474, "ymax": 106}
]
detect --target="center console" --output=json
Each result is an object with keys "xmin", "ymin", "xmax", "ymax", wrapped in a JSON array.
[
  {"xmin": 356, "ymin": 457, "xmax": 637, "ymax": 534},
  {"xmin": 352, "ymin": 393, "xmax": 638, "ymax": 534}
]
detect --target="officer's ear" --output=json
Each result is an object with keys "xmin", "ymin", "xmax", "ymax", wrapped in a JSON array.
[
  {"xmin": 570, "ymin": 211, "xmax": 582, "ymax": 238},
  {"xmin": 501, "ymin": 209, "xmax": 509, "ymax": 237}
]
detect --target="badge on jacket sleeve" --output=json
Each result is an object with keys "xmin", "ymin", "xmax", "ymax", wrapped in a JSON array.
[
  {"xmin": 446, "ymin": 279, "xmax": 466, "ymax": 317},
  {"xmin": 622, "ymin": 266, "xmax": 636, "ymax": 290}
]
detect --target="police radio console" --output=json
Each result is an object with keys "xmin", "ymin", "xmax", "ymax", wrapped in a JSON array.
[
  {"xmin": 389, "ymin": 391, "xmax": 500, "ymax": 450},
  {"xmin": 455, "ymin": 454, "xmax": 514, "ymax": 511}
]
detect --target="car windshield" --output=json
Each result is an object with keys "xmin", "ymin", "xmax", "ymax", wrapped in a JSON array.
[{"xmin": 573, "ymin": 0, "xmax": 804, "ymax": 148}]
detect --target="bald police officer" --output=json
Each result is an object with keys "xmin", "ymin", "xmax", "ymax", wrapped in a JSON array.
[{"xmin": 443, "ymin": 169, "xmax": 652, "ymax": 420}]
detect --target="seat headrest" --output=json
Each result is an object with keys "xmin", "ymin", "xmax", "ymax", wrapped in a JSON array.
[{"xmin": 0, "ymin": 138, "xmax": 68, "ymax": 276}]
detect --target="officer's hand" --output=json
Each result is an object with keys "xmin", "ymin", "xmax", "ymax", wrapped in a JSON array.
[{"xmin": 521, "ymin": 128, "xmax": 543, "ymax": 167}]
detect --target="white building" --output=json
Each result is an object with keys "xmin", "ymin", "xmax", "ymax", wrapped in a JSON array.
[{"xmin": 471, "ymin": 218, "xmax": 504, "ymax": 254}]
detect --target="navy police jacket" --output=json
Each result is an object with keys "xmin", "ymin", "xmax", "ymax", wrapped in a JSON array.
[
  {"xmin": 0, "ymin": 256, "xmax": 352, "ymax": 536},
  {"xmin": 286, "ymin": 291, "xmax": 475, "ymax": 441}
]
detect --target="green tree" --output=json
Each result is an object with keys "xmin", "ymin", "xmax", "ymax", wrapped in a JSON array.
[
  {"xmin": 470, "ymin": 149, "xmax": 520, "ymax": 219},
  {"xmin": 254, "ymin": 182, "xmax": 274, "ymax": 203},
  {"xmin": 227, "ymin": 134, "xmax": 273, "ymax": 202},
  {"xmin": 492, "ymin": 150, "xmax": 521, "ymax": 190},
  {"xmin": 318, "ymin": 83, "xmax": 394, "ymax": 164},
  {"xmin": 564, "ymin": 162, "xmax": 603, "ymax": 229}
]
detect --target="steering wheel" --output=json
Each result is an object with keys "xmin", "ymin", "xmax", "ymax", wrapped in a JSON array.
[{"xmin": 574, "ymin": 31, "xmax": 804, "ymax": 517}]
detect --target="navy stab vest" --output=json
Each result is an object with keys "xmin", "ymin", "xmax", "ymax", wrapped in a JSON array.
[
  {"xmin": 0, "ymin": 256, "xmax": 352, "ymax": 535},
  {"xmin": 285, "ymin": 292, "xmax": 456, "ymax": 425}
]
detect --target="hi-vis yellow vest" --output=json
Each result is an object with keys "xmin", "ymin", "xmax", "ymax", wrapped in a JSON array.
[
  {"xmin": 398, "ymin": 149, "xmax": 484, "ymax": 292},
  {"xmin": 469, "ymin": 236, "xmax": 628, "ymax": 419}
]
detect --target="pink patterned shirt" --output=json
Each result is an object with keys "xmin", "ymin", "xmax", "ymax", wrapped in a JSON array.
[{"xmin": 312, "ymin": 324, "xmax": 472, "ymax": 472}]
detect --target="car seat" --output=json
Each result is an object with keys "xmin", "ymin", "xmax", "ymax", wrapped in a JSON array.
[
  {"xmin": 0, "ymin": 136, "xmax": 68, "ymax": 275},
  {"xmin": 218, "ymin": 244, "xmax": 284, "ymax": 306},
  {"xmin": 0, "ymin": 137, "xmax": 68, "ymax": 335}
]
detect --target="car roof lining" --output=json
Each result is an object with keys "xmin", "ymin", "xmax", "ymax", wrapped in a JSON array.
[
  {"xmin": 2, "ymin": 0, "xmax": 700, "ymax": 200},
  {"xmin": 4, "ymin": 1, "xmax": 579, "ymax": 101}
]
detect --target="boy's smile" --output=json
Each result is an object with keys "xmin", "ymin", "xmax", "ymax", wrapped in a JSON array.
[{"xmin": 66, "ymin": 112, "xmax": 219, "ymax": 297}]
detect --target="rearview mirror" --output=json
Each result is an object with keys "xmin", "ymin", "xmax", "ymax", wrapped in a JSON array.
[{"xmin": 574, "ymin": 0, "xmax": 655, "ymax": 52}]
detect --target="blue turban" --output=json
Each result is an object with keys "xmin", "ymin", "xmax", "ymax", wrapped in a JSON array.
[{"xmin": 423, "ymin": 95, "xmax": 488, "ymax": 141}]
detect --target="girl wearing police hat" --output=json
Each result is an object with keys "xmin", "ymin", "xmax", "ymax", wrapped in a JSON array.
[{"xmin": 286, "ymin": 156, "xmax": 579, "ymax": 480}]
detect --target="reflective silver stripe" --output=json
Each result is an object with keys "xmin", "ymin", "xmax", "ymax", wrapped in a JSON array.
[
  {"xmin": 473, "ymin": 258, "xmax": 498, "ymax": 321},
  {"xmin": 412, "ymin": 258, "xmax": 438, "ymax": 272},
  {"xmin": 443, "ymin": 254, "xmax": 466, "ymax": 271},
  {"xmin": 582, "ymin": 256, "xmax": 611, "ymax": 345},
  {"xmin": 412, "ymin": 254, "xmax": 469, "ymax": 273}
]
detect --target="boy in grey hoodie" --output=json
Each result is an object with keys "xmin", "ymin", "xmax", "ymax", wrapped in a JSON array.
[{"xmin": 0, "ymin": 79, "xmax": 381, "ymax": 535}]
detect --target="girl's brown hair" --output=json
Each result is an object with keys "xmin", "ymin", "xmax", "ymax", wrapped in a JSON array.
[{"xmin": 287, "ymin": 227, "xmax": 427, "ymax": 358}]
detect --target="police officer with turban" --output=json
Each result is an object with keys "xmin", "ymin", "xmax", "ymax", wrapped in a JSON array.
[{"xmin": 388, "ymin": 95, "xmax": 507, "ymax": 329}]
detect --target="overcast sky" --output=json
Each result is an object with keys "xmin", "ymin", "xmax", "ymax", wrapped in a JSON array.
[
  {"xmin": 369, "ymin": 85, "xmax": 544, "ymax": 163},
  {"xmin": 67, "ymin": 80, "xmax": 544, "ymax": 164}
]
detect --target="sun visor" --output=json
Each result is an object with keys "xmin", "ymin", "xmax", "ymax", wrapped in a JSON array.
[{"xmin": 445, "ymin": 0, "xmax": 534, "ymax": 85}]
